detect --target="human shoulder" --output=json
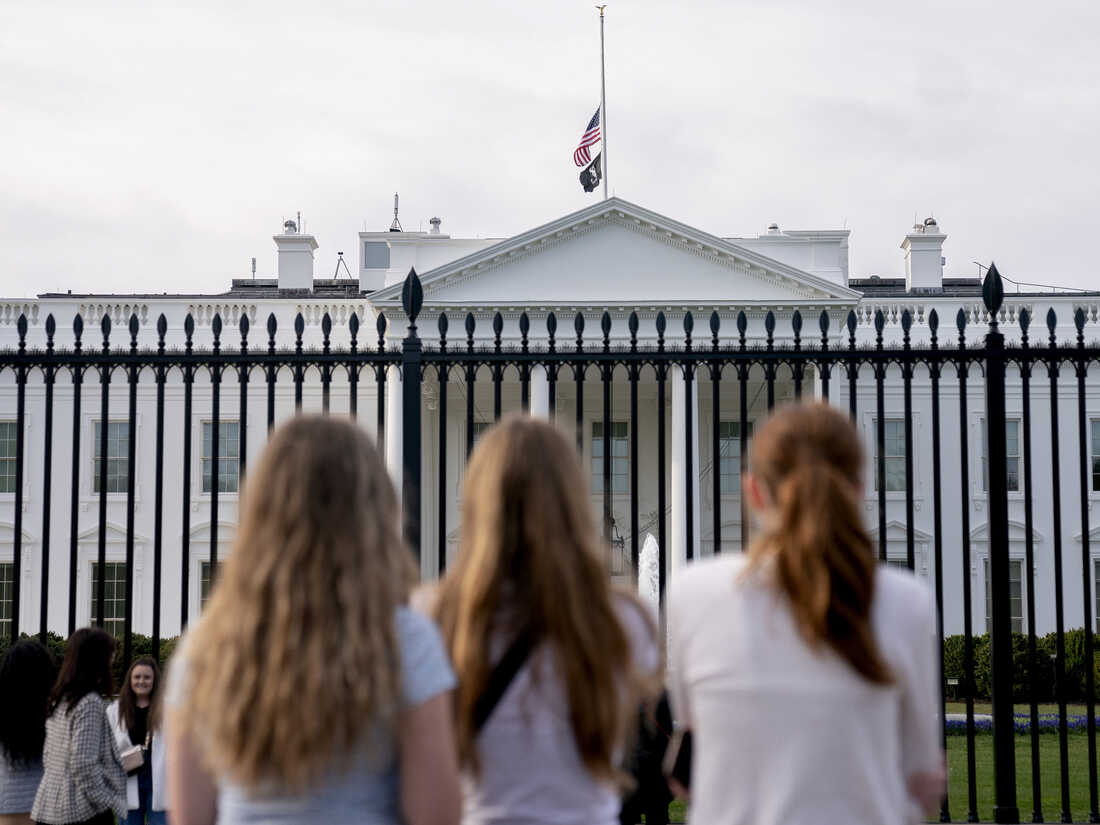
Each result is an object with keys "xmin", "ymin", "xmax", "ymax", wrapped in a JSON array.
[
  {"xmin": 672, "ymin": 555, "xmax": 749, "ymax": 604},
  {"xmin": 875, "ymin": 567, "xmax": 934, "ymax": 618},
  {"xmin": 395, "ymin": 605, "xmax": 456, "ymax": 708}
]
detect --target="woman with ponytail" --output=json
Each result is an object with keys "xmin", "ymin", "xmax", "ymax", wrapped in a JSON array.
[{"xmin": 667, "ymin": 402, "xmax": 944, "ymax": 825}]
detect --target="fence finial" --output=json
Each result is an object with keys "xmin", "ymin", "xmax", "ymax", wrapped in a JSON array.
[
  {"xmin": 401, "ymin": 268, "xmax": 423, "ymax": 331},
  {"xmin": 982, "ymin": 262, "xmax": 1004, "ymax": 329}
]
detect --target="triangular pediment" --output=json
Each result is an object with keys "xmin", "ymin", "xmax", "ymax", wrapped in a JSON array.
[{"xmin": 371, "ymin": 198, "xmax": 859, "ymax": 308}]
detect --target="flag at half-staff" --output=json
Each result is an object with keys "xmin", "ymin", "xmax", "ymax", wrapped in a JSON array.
[{"xmin": 574, "ymin": 105, "xmax": 603, "ymax": 193}]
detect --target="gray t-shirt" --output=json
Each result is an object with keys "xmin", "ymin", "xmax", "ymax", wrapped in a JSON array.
[{"xmin": 167, "ymin": 606, "xmax": 455, "ymax": 825}]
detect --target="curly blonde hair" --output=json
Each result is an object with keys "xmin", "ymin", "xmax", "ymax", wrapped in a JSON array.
[{"xmin": 180, "ymin": 415, "xmax": 416, "ymax": 790}]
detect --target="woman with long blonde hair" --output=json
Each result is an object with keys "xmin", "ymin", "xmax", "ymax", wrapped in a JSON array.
[
  {"xmin": 434, "ymin": 415, "xmax": 659, "ymax": 825},
  {"xmin": 165, "ymin": 415, "xmax": 461, "ymax": 825},
  {"xmin": 667, "ymin": 402, "xmax": 944, "ymax": 825}
]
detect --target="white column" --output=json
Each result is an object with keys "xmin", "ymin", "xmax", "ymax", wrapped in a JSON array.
[
  {"xmin": 670, "ymin": 366, "xmax": 701, "ymax": 580},
  {"xmin": 385, "ymin": 364, "xmax": 403, "ymax": 508},
  {"xmin": 529, "ymin": 365, "xmax": 551, "ymax": 419}
]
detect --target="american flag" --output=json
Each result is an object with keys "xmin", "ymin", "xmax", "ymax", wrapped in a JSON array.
[{"xmin": 573, "ymin": 106, "xmax": 601, "ymax": 167}]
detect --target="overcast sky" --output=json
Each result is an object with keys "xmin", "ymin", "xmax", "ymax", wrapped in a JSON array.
[{"xmin": 2, "ymin": 0, "xmax": 1097, "ymax": 298}]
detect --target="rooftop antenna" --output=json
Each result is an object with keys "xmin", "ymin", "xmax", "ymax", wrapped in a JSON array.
[
  {"xmin": 334, "ymin": 251, "xmax": 353, "ymax": 279},
  {"xmin": 297, "ymin": 211, "xmax": 302, "ymax": 233},
  {"xmin": 390, "ymin": 193, "xmax": 402, "ymax": 232},
  {"xmin": 251, "ymin": 257, "xmax": 256, "ymax": 280}
]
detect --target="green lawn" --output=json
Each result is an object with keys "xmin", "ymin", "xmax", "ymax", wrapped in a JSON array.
[
  {"xmin": 946, "ymin": 701, "xmax": 1094, "ymax": 716},
  {"xmin": 661, "ymin": 733, "xmax": 1100, "ymax": 824}
]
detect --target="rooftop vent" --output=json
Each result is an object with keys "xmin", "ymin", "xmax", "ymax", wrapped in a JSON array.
[
  {"xmin": 429, "ymin": 216, "xmax": 442, "ymax": 235},
  {"xmin": 283, "ymin": 219, "xmax": 298, "ymax": 234},
  {"xmin": 767, "ymin": 222, "xmax": 780, "ymax": 235}
]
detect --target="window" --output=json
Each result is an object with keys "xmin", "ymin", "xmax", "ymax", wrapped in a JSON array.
[
  {"xmin": 872, "ymin": 419, "xmax": 907, "ymax": 492},
  {"xmin": 202, "ymin": 422, "xmax": 240, "ymax": 494},
  {"xmin": 0, "ymin": 422, "xmax": 16, "ymax": 493},
  {"xmin": 1092, "ymin": 420, "xmax": 1100, "ymax": 492},
  {"xmin": 200, "ymin": 561, "xmax": 222, "ymax": 611},
  {"xmin": 591, "ymin": 422, "xmax": 628, "ymax": 494},
  {"xmin": 984, "ymin": 558, "xmax": 1023, "ymax": 634},
  {"xmin": 0, "ymin": 563, "xmax": 12, "ymax": 638},
  {"xmin": 718, "ymin": 421, "xmax": 753, "ymax": 494},
  {"xmin": 981, "ymin": 419, "xmax": 1020, "ymax": 493},
  {"xmin": 363, "ymin": 242, "xmax": 390, "ymax": 269},
  {"xmin": 93, "ymin": 422, "xmax": 131, "ymax": 494},
  {"xmin": 90, "ymin": 562, "xmax": 127, "ymax": 638},
  {"xmin": 885, "ymin": 557, "xmax": 911, "ymax": 571}
]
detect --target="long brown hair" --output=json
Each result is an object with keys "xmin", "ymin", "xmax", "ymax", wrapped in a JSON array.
[
  {"xmin": 117, "ymin": 655, "xmax": 161, "ymax": 737},
  {"xmin": 49, "ymin": 627, "xmax": 115, "ymax": 715},
  {"xmin": 180, "ymin": 415, "xmax": 417, "ymax": 790},
  {"xmin": 434, "ymin": 415, "xmax": 656, "ymax": 781},
  {"xmin": 745, "ymin": 402, "xmax": 892, "ymax": 685}
]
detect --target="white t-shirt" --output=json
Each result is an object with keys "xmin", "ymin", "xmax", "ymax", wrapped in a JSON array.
[
  {"xmin": 668, "ymin": 555, "xmax": 941, "ymax": 825},
  {"xmin": 462, "ymin": 596, "xmax": 659, "ymax": 825}
]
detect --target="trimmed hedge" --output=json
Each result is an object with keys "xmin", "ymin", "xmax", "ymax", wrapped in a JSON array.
[
  {"xmin": 0, "ymin": 632, "xmax": 180, "ymax": 689},
  {"xmin": 943, "ymin": 629, "xmax": 1100, "ymax": 702}
]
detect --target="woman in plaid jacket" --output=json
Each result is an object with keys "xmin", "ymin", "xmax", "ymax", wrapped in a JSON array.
[{"xmin": 31, "ymin": 628, "xmax": 127, "ymax": 825}]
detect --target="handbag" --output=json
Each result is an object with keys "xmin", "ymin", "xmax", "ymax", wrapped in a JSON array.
[{"xmin": 120, "ymin": 728, "xmax": 151, "ymax": 774}]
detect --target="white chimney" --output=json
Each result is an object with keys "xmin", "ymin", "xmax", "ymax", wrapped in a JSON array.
[
  {"xmin": 274, "ymin": 219, "xmax": 318, "ymax": 290},
  {"xmin": 901, "ymin": 216, "xmax": 946, "ymax": 293}
]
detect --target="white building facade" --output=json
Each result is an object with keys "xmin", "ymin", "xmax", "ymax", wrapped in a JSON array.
[{"xmin": 1, "ymin": 197, "xmax": 1099, "ymax": 641}]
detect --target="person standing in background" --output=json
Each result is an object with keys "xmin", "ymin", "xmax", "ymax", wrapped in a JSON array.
[
  {"xmin": 0, "ymin": 640, "xmax": 55, "ymax": 825},
  {"xmin": 434, "ymin": 416, "xmax": 660, "ymax": 825},
  {"xmin": 668, "ymin": 402, "xmax": 945, "ymax": 825},
  {"xmin": 165, "ymin": 415, "xmax": 461, "ymax": 825},
  {"xmin": 108, "ymin": 657, "xmax": 166, "ymax": 825},
  {"xmin": 32, "ymin": 627, "xmax": 128, "ymax": 825}
]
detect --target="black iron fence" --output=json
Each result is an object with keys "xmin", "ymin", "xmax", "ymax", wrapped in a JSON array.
[{"xmin": 2, "ymin": 263, "xmax": 1100, "ymax": 822}]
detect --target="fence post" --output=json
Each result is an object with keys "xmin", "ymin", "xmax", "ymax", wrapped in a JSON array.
[
  {"xmin": 401, "ymin": 268, "xmax": 424, "ymax": 563},
  {"xmin": 982, "ymin": 262, "xmax": 1019, "ymax": 823}
]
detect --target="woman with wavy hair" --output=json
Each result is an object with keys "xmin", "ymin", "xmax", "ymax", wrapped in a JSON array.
[
  {"xmin": 434, "ymin": 415, "xmax": 659, "ymax": 825},
  {"xmin": 0, "ymin": 639, "xmax": 54, "ymax": 825},
  {"xmin": 668, "ymin": 402, "xmax": 944, "ymax": 825},
  {"xmin": 165, "ymin": 415, "xmax": 461, "ymax": 825},
  {"xmin": 107, "ymin": 656, "xmax": 166, "ymax": 824}
]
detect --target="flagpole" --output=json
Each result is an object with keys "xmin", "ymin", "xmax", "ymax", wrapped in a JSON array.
[{"xmin": 598, "ymin": 5, "xmax": 608, "ymax": 200}]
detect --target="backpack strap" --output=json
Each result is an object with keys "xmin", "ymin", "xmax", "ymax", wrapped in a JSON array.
[{"xmin": 472, "ymin": 626, "xmax": 537, "ymax": 734}]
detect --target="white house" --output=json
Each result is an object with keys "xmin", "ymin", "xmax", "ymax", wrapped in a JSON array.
[{"xmin": 1, "ymin": 197, "xmax": 1098, "ymax": 641}]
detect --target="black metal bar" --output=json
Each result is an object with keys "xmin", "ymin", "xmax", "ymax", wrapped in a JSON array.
[
  {"xmin": 629, "ymin": 364, "xmax": 639, "ymax": 574},
  {"xmin": 847, "ymin": 311, "xmax": 858, "ymax": 421},
  {"xmin": 1076, "ymin": 310, "xmax": 1099, "ymax": 823},
  {"xmin": 11, "ymin": 356, "xmax": 25, "ymax": 641},
  {"xmin": 39, "ymin": 318, "xmax": 55, "ymax": 642},
  {"xmin": 266, "ymin": 315, "xmax": 276, "ymax": 433},
  {"xmin": 377, "ymin": 369, "xmax": 386, "ymax": 453},
  {"xmin": 902, "ymin": 312, "xmax": 915, "ymax": 570},
  {"xmin": 67, "ymin": 346, "xmax": 83, "ymax": 635},
  {"xmin": 348, "ymin": 364, "xmax": 358, "ymax": 421},
  {"xmin": 1020, "ymin": 324, "xmax": 1042, "ymax": 824},
  {"xmin": 438, "ymin": 367, "xmax": 448, "ymax": 574},
  {"xmin": 465, "ymin": 363, "xmax": 476, "ymax": 459},
  {"xmin": 210, "ymin": 362, "xmax": 221, "ymax": 580},
  {"xmin": 95, "ymin": 357, "xmax": 109, "ymax": 629},
  {"xmin": 575, "ymin": 364, "xmax": 585, "ymax": 454},
  {"xmin": 1047, "ymin": 321, "xmax": 1071, "ymax": 822},
  {"xmin": 711, "ymin": 366, "xmax": 721, "ymax": 555},
  {"xmin": 928, "ymin": 311, "xmax": 950, "ymax": 823},
  {"xmin": 957, "ymin": 323, "xmax": 978, "ymax": 823},
  {"xmin": 122, "ymin": 324, "xmax": 138, "ymax": 666},
  {"xmin": 739, "ymin": 363, "xmax": 748, "ymax": 553},
  {"xmin": 493, "ymin": 364, "xmax": 503, "ymax": 422},
  {"xmin": 602, "ymin": 363, "xmax": 612, "ymax": 545},
  {"xmin": 685, "ymin": 362, "xmax": 694, "ymax": 562},
  {"xmin": 401, "ymin": 273, "xmax": 424, "ymax": 562},
  {"xmin": 180, "ymin": 352, "xmax": 193, "ymax": 629},
  {"xmin": 981, "ymin": 271, "xmax": 1018, "ymax": 824},
  {"xmin": 657, "ymin": 362, "xmax": 667, "ymax": 605},
  {"xmin": 548, "ymin": 364, "xmax": 557, "ymax": 417},
  {"xmin": 875, "ymin": 366, "xmax": 887, "ymax": 563},
  {"xmin": 152, "ymin": 341, "xmax": 165, "ymax": 663}
]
